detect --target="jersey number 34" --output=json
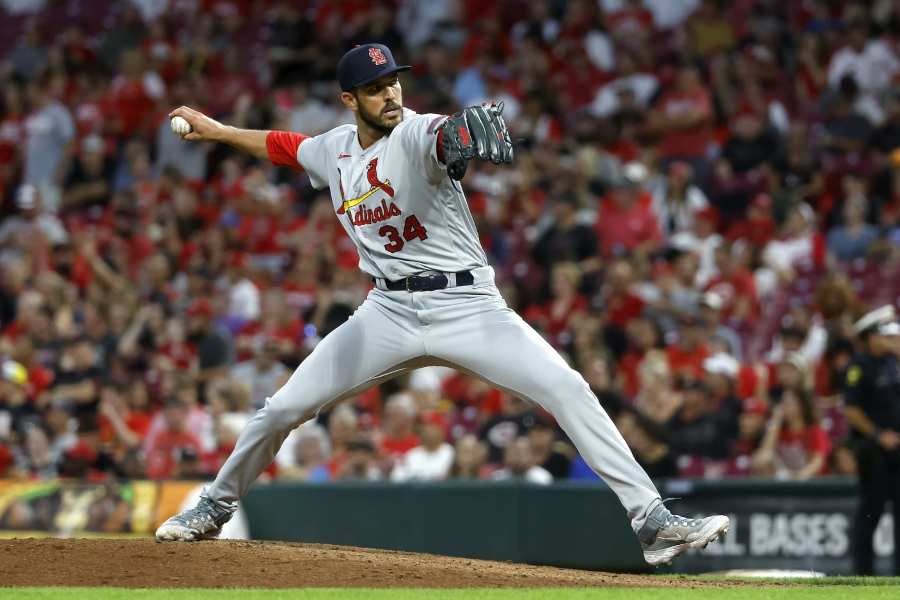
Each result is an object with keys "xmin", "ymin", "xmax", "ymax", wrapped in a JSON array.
[{"xmin": 379, "ymin": 215, "xmax": 428, "ymax": 253}]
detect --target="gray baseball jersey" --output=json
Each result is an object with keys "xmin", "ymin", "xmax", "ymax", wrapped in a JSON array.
[
  {"xmin": 204, "ymin": 109, "xmax": 663, "ymax": 535},
  {"xmin": 299, "ymin": 109, "xmax": 487, "ymax": 280}
]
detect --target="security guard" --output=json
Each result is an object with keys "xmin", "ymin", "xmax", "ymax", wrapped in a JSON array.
[{"xmin": 844, "ymin": 305, "xmax": 900, "ymax": 575}]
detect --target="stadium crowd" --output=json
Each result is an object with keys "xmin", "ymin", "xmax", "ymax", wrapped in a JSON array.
[{"xmin": 1, "ymin": 0, "xmax": 899, "ymax": 486}]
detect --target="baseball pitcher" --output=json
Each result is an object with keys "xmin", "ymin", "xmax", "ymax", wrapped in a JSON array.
[{"xmin": 156, "ymin": 43, "xmax": 729, "ymax": 566}]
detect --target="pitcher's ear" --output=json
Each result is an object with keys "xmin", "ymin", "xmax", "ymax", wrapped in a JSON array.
[{"xmin": 340, "ymin": 91, "xmax": 357, "ymax": 111}]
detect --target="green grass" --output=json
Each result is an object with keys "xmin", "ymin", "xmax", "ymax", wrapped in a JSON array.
[
  {"xmin": 2, "ymin": 587, "xmax": 899, "ymax": 600},
  {"xmin": 687, "ymin": 575, "xmax": 900, "ymax": 586}
]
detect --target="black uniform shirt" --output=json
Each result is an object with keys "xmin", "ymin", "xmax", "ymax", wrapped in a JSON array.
[{"xmin": 844, "ymin": 353, "xmax": 900, "ymax": 434}]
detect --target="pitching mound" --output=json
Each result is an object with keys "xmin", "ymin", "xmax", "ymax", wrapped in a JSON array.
[{"xmin": 1, "ymin": 538, "xmax": 747, "ymax": 588}]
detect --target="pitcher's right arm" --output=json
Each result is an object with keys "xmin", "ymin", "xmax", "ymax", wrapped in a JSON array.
[{"xmin": 168, "ymin": 106, "xmax": 307, "ymax": 168}]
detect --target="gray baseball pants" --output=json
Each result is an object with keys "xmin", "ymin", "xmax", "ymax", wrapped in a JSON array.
[{"xmin": 204, "ymin": 266, "xmax": 662, "ymax": 532}]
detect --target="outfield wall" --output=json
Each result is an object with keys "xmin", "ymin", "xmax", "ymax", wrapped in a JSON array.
[
  {"xmin": 0, "ymin": 478, "xmax": 893, "ymax": 574},
  {"xmin": 241, "ymin": 479, "xmax": 896, "ymax": 576}
]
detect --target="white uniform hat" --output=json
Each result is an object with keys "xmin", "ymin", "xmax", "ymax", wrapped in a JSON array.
[
  {"xmin": 854, "ymin": 305, "xmax": 897, "ymax": 335},
  {"xmin": 878, "ymin": 321, "xmax": 900, "ymax": 336}
]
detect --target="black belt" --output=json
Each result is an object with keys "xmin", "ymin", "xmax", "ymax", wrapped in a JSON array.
[{"xmin": 377, "ymin": 270, "xmax": 474, "ymax": 292}]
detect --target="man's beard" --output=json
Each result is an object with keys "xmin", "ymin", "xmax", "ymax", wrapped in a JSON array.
[{"xmin": 358, "ymin": 101, "xmax": 401, "ymax": 135}]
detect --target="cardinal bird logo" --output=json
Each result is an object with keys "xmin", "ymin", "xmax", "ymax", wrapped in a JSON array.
[
  {"xmin": 336, "ymin": 159, "xmax": 401, "ymax": 227},
  {"xmin": 337, "ymin": 158, "xmax": 395, "ymax": 215},
  {"xmin": 369, "ymin": 47, "xmax": 387, "ymax": 66}
]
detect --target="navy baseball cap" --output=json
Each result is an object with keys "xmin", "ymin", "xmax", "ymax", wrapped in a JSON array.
[{"xmin": 337, "ymin": 43, "xmax": 410, "ymax": 92}]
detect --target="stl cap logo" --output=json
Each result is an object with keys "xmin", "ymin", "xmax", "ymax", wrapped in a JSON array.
[{"xmin": 369, "ymin": 47, "xmax": 387, "ymax": 66}]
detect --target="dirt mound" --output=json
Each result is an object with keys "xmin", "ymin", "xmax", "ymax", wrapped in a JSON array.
[{"xmin": 0, "ymin": 538, "xmax": 750, "ymax": 588}]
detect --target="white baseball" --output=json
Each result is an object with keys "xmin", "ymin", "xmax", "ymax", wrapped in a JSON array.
[{"xmin": 170, "ymin": 116, "xmax": 192, "ymax": 137}]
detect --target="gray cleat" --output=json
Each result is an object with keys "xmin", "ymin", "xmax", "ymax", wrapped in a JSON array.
[
  {"xmin": 638, "ymin": 504, "xmax": 730, "ymax": 566},
  {"xmin": 155, "ymin": 496, "xmax": 234, "ymax": 542}
]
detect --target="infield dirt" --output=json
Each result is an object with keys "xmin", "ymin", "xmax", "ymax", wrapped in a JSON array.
[{"xmin": 0, "ymin": 539, "xmax": 771, "ymax": 589}]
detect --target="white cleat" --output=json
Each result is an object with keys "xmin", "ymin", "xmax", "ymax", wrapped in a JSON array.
[
  {"xmin": 155, "ymin": 496, "xmax": 233, "ymax": 542},
  {"xmin": 638, "ymin": 505, "xmax": 730, "ymax": 566}
]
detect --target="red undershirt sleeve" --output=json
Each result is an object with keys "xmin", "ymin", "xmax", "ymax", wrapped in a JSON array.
[
  {"xmin": 435, "ymin": 127, "xmax": 446, "ymax": 164},
  {"xmin": 266, "ymin": 130, "xmax": 309, "ymax": 172}
]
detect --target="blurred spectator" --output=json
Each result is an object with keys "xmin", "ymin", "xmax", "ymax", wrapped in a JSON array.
[
  {"xmin": 669, "ymin": 206, "xmax": 722, "ymax": 287},
  {"xmin": 8, "ymin": 22, "xmax": 49, "ymax": 81},
  {"xmin": 697, "ymin": 292, "xmax": 742, "ymax": 360},
  {"xmin": 23, "ymin": 80, "xmax": 75, "ymax": 212},
  {"xmin": 13, "ymin": 423, "xmax": 57, "ymax": 479},
  {"xmin": 720, "ymin": 108, "xmax": 777, "ymax": 176},
  {"xmin": 0, "ymin": 185, "xmax": 68, "ymax": 247},
  {"xmin": 43, "ymin": 401, "xmax": 77, "ymax": 462},
  {"xmin": 616, "ymin": 317, "xmax": 660, "ymax": 397},
  {"xmin": 109, "ymin": 49, "xmax": 165, "ymax": 138},
  {"xmin": 97, "ymin": 381, "xmax": 151, "ymax": 477},
  {"xmin": 448, "ymin": 434, "xmax": 488, "ymax": 479},
  {"xmin": 668, "ymin": 363, "xmax": 740, "ymax": 466},
  {"xmin": 666, "ymin": 314, "xmax": 710, "ymax": 381},
  {"xmin": 185, "ymin": 298, "xmax": 232, "ymax": 383},
  {"xmin": 525, "ymin": 262, "xmax": 588, "ymax": 348},
  {"xmin": 336, "ymin": 437, "xmax": 382, "ymax": 481},
  {"xmin": 752, "ymin": 389, "xmax": 831, "ymax": 480},
  {"xmin": 726, "ymin": 193, "xmax": 776, "ymax": 248},
  {"xmin": 651, "ymin": 64, "xmax": 714, "ymax": 176},
  {"xmin": 532, "ymin": 193, "xmax": 598, "ymax": 271},
  {"xmin": 143, "ymin": 397, "xmax": 204, "ymax": 480},
  {"xmin": 378, "ymin": 393, "xmax": 420, "ymax": 464},
  {"xmin": 0, "ymin": 359, "xmax": 29, "ymax": 442},
  {"xmin": 598, "ymin": 259, "xmax": 645, "ymax": 344},
  {"xmin": 767, "ymin": 321, "xmax": 827, "ymax": 372},
  {"xmin": 822, "ymin": 76, "xmax": 874, "ymax": 155},
  {"xmin": 591, "ymin": 52, "xmax": 658, "ymax": 119},
  {"xmin": 62, "ymin": 136, "xmax": 113, "ymax": 216},
  {"xmin": 277, "ymin": 423, "xmax": 331, "ymax": 483},
  {"xmin": 703, "ymin": 352, "xmax": 743, "ymax": 403},
  {"xmin": 827, "ymin": 192, "xmax": 878, "ymax": 261},
  {"xmin": 595, "ymin": 162, "xmax": 662, "ymax": 257},
  {"xmin": 685, "ymin": 0, "xmax": 734, "ymax": 58},
  {"xmin": 479, "ymin": 395, "xmax": 538, "ymax": 463},
  {"xmin": 761, "ymin": 203, "xmax": 825, "ymax": 281},
  {"xmin": 705, "ymin": 242, "xmax": 759, "ymax": 324},
  {"xmin": 632, "ymin": 350, "xmax": 682, "ymax": 424},
  {"xmin": 391, "ymin": 412, "xmax": 454, "ymax": 482},
  {"xmin": 323, "ymin": 404, "xmax": 360, "ymax": 478},
  {"xmin": 224, "ymin": 253, "xmax": 261, "ymax": 325},
  {"xmin": 50, "ymin": 336, "xmax": 101, "ymax": 433},
  {"xmin": 615, "ymin": 408, "xmax": 678, "ymax": 479},
  {"xmin": 827, "ymin": 18, "xmax": 899, "ymax": 125},
  {"xmin": 650, "ymin": 162, "xmax": 709, "ymax": 240},
  {"xmin": 728, "ymin": 397, "xmax": 768, "ymax": 476},
  {"xmin": 231, "ymin": 338, "xmax": 290, "ymax": 411},
  {"xmin": 527, "ymin": 419, "xmax": 573, "ymax": 480},
  {"xmin": 145, "ymin": 376, "xmax": 214, "ymax": 453},
  {"xmin": 490, "ymin": 436, "xmax": 553, "ymax": 484},
  {"xmin": 870, "ymin": 90, "xmax": 900, "ymax": 157},
  {"xmin": 235, "ymin": 289, "xmax": 304, "ymax": 366}
]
